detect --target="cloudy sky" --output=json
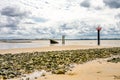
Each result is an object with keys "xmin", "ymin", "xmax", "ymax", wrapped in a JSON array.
[{"xmin": 0, "ymin": 0, "xmax": 120, "ymax": 39}]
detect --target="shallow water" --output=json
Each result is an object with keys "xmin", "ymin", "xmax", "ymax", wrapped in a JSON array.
[{"xmin": 0, "ymin": 40, "xmax": 120, "ymax": 49}]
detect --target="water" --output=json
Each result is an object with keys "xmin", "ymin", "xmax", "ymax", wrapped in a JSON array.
[
  {"xmin": 0, "ymin": 40, "xmax": 49, "ymax": 49},
  {"xmin": 0, "ymin": 40, "xmax": 120, "ymax": 49}
]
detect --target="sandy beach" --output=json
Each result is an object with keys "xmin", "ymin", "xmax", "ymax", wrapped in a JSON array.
[
  {"xmin": 0, "ymin": 45, "xmax": 110, "ymax": 54},
  {"xmin": 0, "ymin": 0, "xmax": 120, "ymax": 80},
  {"xmin": 37, "ymin": 58, "xmax": 120, "ymax": 80},
  {"xmin": 0, "ymin": 45, "xmax": 119, "ymax": 80},
  {"xmin": 9, "ymin": 56, "xmax": 120, "ymax": 80}
]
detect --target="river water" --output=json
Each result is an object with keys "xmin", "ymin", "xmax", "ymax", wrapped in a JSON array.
[{"xmin": 0, "ymin": 40, "xmax": 120, "ymax": 49}]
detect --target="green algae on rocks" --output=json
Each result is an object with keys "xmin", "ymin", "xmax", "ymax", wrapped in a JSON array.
[{"xmin": 0, "ymin": 47, "xmax": 120, "ymax": 79}]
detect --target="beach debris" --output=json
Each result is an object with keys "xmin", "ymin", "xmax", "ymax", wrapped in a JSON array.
[
  {"xmin": 107, "ymin": 57, "xmax": 120, "ymax": 63},
  {"xmin": 0, "ymin": 47, "xmax": 120, "ymax": 79},
  {"xmin": 50, "ymin": 39, "xmax": 58, "ymax": 44}
]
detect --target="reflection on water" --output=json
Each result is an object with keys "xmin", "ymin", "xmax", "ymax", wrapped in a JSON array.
[
  {"xmin": 0, "ymin": 40, "xmax": 120, "ymax": 49},
  {"xmin": 0, "ymin": 40, "xmax": 49, "ymax": 49}
]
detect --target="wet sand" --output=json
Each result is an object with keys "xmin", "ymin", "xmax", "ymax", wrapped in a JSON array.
[
  {"xmin": 37, "ymin": 58, "xmax": 120, "ymax": 80},
  {"xmin": 0, "ymin": 45, "xmax": 109, "ymax": 54}
]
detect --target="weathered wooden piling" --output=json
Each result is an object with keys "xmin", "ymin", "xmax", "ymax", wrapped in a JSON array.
[
  {"xmin": 62, "ymin": 35, "xmax": 65, "ymax": 45},
  {"xmin": 96, "ymin": 26, "xmax": 102, "ymax": 46}
]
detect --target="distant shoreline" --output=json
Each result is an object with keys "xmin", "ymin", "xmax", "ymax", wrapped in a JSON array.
[
  {"xmin": 0, "ymin": 38, "xmax": 120, "ymax": 40},
  {"xmin": 0, "ymin": 40, "xmax": 32, "ymax": 43}
]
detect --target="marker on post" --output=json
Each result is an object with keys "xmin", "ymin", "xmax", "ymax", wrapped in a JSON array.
[{"xmin": 96, "ymin": 26, "xmax": 102, "ymax": 46}]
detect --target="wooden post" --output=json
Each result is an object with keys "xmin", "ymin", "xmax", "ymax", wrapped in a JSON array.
[
  {"xmin": 96, "ymin": 26, "xmax": 102, "ymax": 46},
  {"xmin": 98, "ymin": 30, "xmax": 100, "ymax": 45},
  {"xmin": 62, "ymin": 35, "xmax": 65, "ymax": 44}
]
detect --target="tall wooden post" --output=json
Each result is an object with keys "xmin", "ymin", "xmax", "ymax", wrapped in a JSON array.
[
  {"xmin": 98, "ymin": 30, "xmax": 100, "ymax": 45},
  {"xmin": 62, "ymin": 35, "xmax": 65, "ymax": 45},
  {"xmin": 96, "ymin": 26, "xmax": 102, "ymax": 46}
]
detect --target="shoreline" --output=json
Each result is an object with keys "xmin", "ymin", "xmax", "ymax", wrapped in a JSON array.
[
  {"xmin": 0, "ymin": 47, "xmax": 120, "ymax": 80},
  {"xmin": 0, "ymin": 45, "xmax": 110, "ymax": 54}
]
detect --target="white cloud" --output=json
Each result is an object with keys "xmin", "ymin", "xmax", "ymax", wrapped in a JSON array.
[{"xmin": 0, "ymin": 0, "xmax": 120, "ymax": 39}]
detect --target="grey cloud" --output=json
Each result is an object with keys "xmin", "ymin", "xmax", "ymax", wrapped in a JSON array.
[
  {"xmin": 80, "ymin": 0, "xmax": 90, "ymax": 8},
  {"xmin": 101, "ymin": 24, "xmax": 120, "ymax": 37},
  {"xmin": 115, "ymin": 13, "xmax": 120, "ymax": 19},
  {"xmin": 1, "ymin": 6, "xmax": 29, "ymax": 18},
  {"xmin": 5, "ymin": 17, "xmax": 20, "ymax": 29},
  {"xmin": 24, "ymin": 22, "xmax": 36, "ymax": 24},
  {"xmin": 32, "ymin": 17, "xmax": 48, "ymax": 23},
  {"xmin": 58, "ymin": 21, "xmax": 94, "ymax": 37},
  {"xmin": 0, "ymin": 6, "xmax": 30, "ymax": 30},
  {"xmin": 58, "ymin": 21, "xmax": 120, "ymax": 39},
  {"xmin": 0, "ymin": 6, "xmax": 31, "ymax": 39},
  {"xmin": 0, "ymin": 27, "xmax": 15, "ymax": 35},
  {"xmin": 103, "ymin": 0, "xmax": 120, "ymax": 8},
  {"xmin": 94, "ymin": 7, "xmax": 103, "ymax": 10},
  {"xmin": 60, "ymin": 24, "xmax": 71, "ymax": 30},
  {"xmin": 36, "ymin": 27, "xmax": 59, "ymax": 37},
  {"xmin": 80, "ymin": 0, "xmax": 103, "ymax": 10},
  {"xmin": 1, "ymin": 19, "xmax": 120, "ymax": 39}
]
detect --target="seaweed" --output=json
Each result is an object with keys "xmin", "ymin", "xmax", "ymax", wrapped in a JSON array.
[{"xmin": 0, "ymin": 47, "xmax": 120, "ymax": 79}]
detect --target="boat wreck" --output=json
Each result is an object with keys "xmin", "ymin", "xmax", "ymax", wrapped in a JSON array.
[{"xmin": 50, "ymin": 39, "xmax": 59, "ymax": 44}]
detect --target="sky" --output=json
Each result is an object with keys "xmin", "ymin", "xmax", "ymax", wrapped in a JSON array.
[{"xmin": 0, "ymin": 0, "xmax": 120, "ymax": 39}]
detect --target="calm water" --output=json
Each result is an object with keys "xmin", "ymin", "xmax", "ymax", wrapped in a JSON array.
[{"xmin": 0, "ymin": 40, "xmax": 120, "ymax": 49}]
